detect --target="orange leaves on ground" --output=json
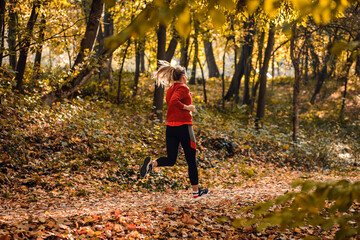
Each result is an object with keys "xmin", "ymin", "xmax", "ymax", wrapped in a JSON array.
[
  {"xmin": 126, "ymin": 223, "xmax": 137, "ymax": 231},
  {"xmin": 181, "ymin": 214, "xmax": 195, "ymax": 225},
  {"xmin": 164, "ymin": 206, "xmax": 175, "ymax": 213},
  {"xmin": 114, "ymin": 208, "xmax": 121, "ymax": 217}
]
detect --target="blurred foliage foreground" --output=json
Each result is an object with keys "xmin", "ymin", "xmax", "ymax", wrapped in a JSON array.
[{"xmin": 0, "ymin": 72, "xmax": 360, "ymax": 238}]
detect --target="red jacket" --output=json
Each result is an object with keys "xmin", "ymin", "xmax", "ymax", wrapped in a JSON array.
[{"xmin": 166, "ymin": 83, "xmax": 192, "ymax": 126}]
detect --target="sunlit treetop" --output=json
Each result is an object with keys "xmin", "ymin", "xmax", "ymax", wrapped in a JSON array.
[{"xmin": 104, "ymin": 0, "xmax": 358, "ymax": 50}]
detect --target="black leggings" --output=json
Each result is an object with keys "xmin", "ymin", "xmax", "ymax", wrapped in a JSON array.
[{"xmin": 156, "ymin": 125, "xmax": 198, "ymax": 185}]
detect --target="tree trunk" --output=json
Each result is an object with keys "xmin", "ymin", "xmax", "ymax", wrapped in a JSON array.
[
  {"xmin": 165, "ymin": 33, "xmax": 178, "ymax": 62},
  {"xmin": 224, "ymin": 17, "xmax": 255, "ymax": 103},
  {"xmin": 310, "ymin": 52, "xmax": 331, "ymax": 104},
  {"xmin": 180, "ymin": 37, "xmax": 190, "ymax": 69},
  {"xmin": 140, "ymin": 37, "xmax": 145, "ymax": 72},
  {"xmin": 290, "ymin": 24, "xmax": 301, "ymax": 143},
  {"xmin": 339, "ymin": 54, "xmax": 354, "ymax": 120},
  {"xmin": 242, "ymin": 18, "xmax": 256, "ymax": 105},
  {"xmin": 94, "ymin": 25, "xmax": 103, "ymax": 55},
  {"xmin": 41, "ymin": 3, "xmax": 158, "ymax": 105},
  {"xmin": 189, "ymin": 19, "xmax": 199, "ymax": 85},
  {"xmin": 152, "ymin": 24, "xmax": 166, "ymax": 122},
  {"xmin": 72, "ymin": 0, "xmax": 104, "ymax": 69},
  {"xmin": 204, "ymin": 38, "xmax": 220, "ymax": 78},
  {"xmin": 309, "ymin": 42, "xmax": 320, "ymax": 79},
  {"xmin": 255, "ymin": 24, "xmax": 275, "ymax": 129},
  {"xmin": 304, "ymin": 45, "xmax": 309, "ymax": 84},
  {"xmin": 0, "ymin": 0, "xmax": 6, "ymax": 67},
  {"xmin": 133, "ymin": 40, "xmax": 141, "ymax": 97},
  {"xmin": 242, "ymin": 53, "xmax": 253, "ymax": 105},
  {"xmin": 221, "ymin": 39, "xmax": 229, "ymax": 109},
  {"xmin": 14, "ymin": 2, "xmax": 40, "ymax": 93},
  {"xmin": 355, "ymin": 54, "xmax": 360, "ymax": 77},
  {"xmin": 33, "ymin": 16, "xmax": 45, "ymax": 80},
  {"xmin": 101, "ymin": 8, "xmax": 114, "ymax": 82},
  {"xmin": 197, "ymin": 56, "xmax": 207, "ymax": 103},
  {"xmin": 250, "ymin": 31, "xmax": 265, "ymax": 114},
  {"xmin": 229, "ymin": 16, "xmax": 237, "ymax": 68},
  {"xmin": 116, "ymin": 39, "xmax": 131, "ymax": 103},
  {"xmin": 7, "ymin": 0, "xmax": 17, "ymax": 70}
]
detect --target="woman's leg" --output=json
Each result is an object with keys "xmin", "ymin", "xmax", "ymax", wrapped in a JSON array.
[
  {"xmin": 154, "ymin": 126, "xmax": 180, "ymax": 167},
  {"xmin": 179, "ymin": 125, "xmax": 199, "ymax": 189}
]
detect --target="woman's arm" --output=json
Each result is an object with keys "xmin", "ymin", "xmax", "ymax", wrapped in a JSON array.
[{"xmin": 183, "ymin": 104, "xmax": 196, "ymax": 112}]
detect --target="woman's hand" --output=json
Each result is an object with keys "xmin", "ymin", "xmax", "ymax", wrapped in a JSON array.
[{"xmin": 183, "ymin": 104, "xmax": 196, "ymax": 112}]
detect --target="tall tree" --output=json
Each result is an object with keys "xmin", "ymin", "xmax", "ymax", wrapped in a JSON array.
[
  {"xmin": 116, "ymin": 39, "xmax": 131, "ymax": 103},
  {"xmin": 33, "ymin": 15, "xmax": 46, "ymax": 79},
  {"xmin": 165, "ymin": 31, "xmax": 179, "ymax": 62},
  {"xmin": 133, "ymin": 40, "xmax": 141, "ymax": 97},
  {"xmin": 356, "ymin": 55, "xmax": 360, "ymax": 77},
  {"xmin": 140, "ymin": 37, "xmax": 146, "ymax": 72},
  {"xmin": 189, "ymin": 19, "xmax": 199, "ymax": 85},
  {"xmin": 339, "ymin": 33, "xmax": 360, "ymax": 119},
  {"xmin": 310, "ymin": 43, "xmax": 333, "ymax": 104},
  {"xmin": 221, "ymin": 38, "xmax": 229, "ymax": 109},
  {"xmin": 151, "ymin": 26, "xmax": 179, "ymax": 121},
  {"xmin": 72, "ymin": 0, "xmax": 104, "ymax": 69},
  {"xmin": 339, "ymin": 51, "xmax": 356, "ymax": 120},
  {"xmin": 204, "ymin": 37, "xmax": 220, "ymax": 78},
  {"xmin": 7, "ymin": 0, "xmax": 17, "ymax": 70},
  {"xmin": 250, "ymin": 31, "xmax": 265, "ymax": 114},
  {"xmin": 0, "ymin": 0, "xmax": 6, "ymax": 67},
  {"xmin": 41, "ymin": 2, "xmax": 162, "ymax": 105},
  {"xmin": 290, "ymin": 23, "xmax": 302, "ymax": 142},
  {"xmin": 197, "ymin": 56, "xmax": 207, "ymax": 103},
  {"xmin": 102, "ymin": 7, "xmax": 114, "ymax": 82},
  {"xmin": 224, "ymin": 16, "xmax": 255, "ymax": 103},
  {"xmin": 152, "ymin": 24, "xmax": 167, "ymax": 121},
  {"xmin": 255, "ymin": 24, "xmax": 275, "ymax": 128},
  {"xmin": 242, "ymin": 17, "xmax": 256, "ymax": 105},
  {"xmin": 14, "ymin": 1, "xmax": 40, "ymax": 93},
  {"xmin": 180, "ymin": 37, "xmax": 190, "ymax": 69}
]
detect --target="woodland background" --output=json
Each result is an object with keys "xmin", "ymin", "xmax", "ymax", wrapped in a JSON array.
[{"xmin": 0, "ymin": 0, "xmax": 360, "ymax": 239}]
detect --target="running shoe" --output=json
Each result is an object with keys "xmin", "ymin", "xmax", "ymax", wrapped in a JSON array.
[{"xmin": 140, "ymin": 157, "xmax": 152, "ymax": 178}]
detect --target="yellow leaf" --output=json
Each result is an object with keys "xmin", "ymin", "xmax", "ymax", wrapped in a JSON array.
[
  {"xmin": 246, "ymin": 0, "xmax": 260, "ymax": 14},
  {"xmin": 319, "ymin": 0, "xmax": 329, "ymax": 8},
  {"xmin": 175, "ymin": 6, "xmax": 191, "ymax": 38},
  {"xmin": 219, "ymin": 0, "xmax": 236, "ymax": 11},
  {"xmin": 59, "ymin": 0, "xmax": 71, "ymax": 7},
  {"xmin": 312, "ymin": 8, "xmax": 321, "ymax": 24},
  {"xmin": 264, "ymin": 0, "xmax": 279, "ymax": 17},
  {"xmin": 321, "ymin": 8, "xmax": 331, "ymax": 24},
  {"xmin": 291, "ymin": 0, "xmax": 311, "ymax": 11},
  {"xmin": 209, "ymin": 9, "xmax": 225, "ymax": 29}
]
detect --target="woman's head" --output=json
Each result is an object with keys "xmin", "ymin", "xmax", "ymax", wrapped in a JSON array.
[{"xmin": 154, "ymin": 60, "xmax": 186, "ymax": 86}]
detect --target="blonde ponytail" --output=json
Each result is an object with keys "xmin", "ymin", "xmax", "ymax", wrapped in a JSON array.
[{"xmin": 154, "ymin": 60, "xmax": 186, "ymax": 86}]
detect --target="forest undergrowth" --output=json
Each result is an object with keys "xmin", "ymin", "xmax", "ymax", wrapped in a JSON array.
[{"xmin": 0, "ymin": 73, "xmax": 359, "ymax": 239}]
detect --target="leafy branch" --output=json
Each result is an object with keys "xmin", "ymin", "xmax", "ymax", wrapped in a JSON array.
[{"xmin": 235, "ymin": 179, "xmax": 360, "ymax": 239}]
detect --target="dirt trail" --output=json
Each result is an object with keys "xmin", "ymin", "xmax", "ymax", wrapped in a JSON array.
[{"xmin": 0, "ymin": 176, "xmax": 290, "ymax": 224}]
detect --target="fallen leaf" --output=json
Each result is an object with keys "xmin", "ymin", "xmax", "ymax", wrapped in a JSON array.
[
  {"xmin": 127, "ymin": 223, "xmax": 137, "ymax": 230},
  {"xmin": 181, "ymin": 214, "xmax": 195, "ymax": 225}
]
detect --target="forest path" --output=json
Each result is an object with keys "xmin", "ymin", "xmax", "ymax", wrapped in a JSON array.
[{"xmin": 0, "ymin": 168, "xmax": 357, "ymax": 239}]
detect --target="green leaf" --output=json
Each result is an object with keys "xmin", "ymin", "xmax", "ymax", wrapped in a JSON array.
[{"xmin": 232, "ymin": 218, "xmax": 244, "ymax": 228}]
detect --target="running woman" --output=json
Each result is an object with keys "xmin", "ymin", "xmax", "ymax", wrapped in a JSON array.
[{"xmin": 140, "ymin": 61, "xmax": 209, "ymax": 199}]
